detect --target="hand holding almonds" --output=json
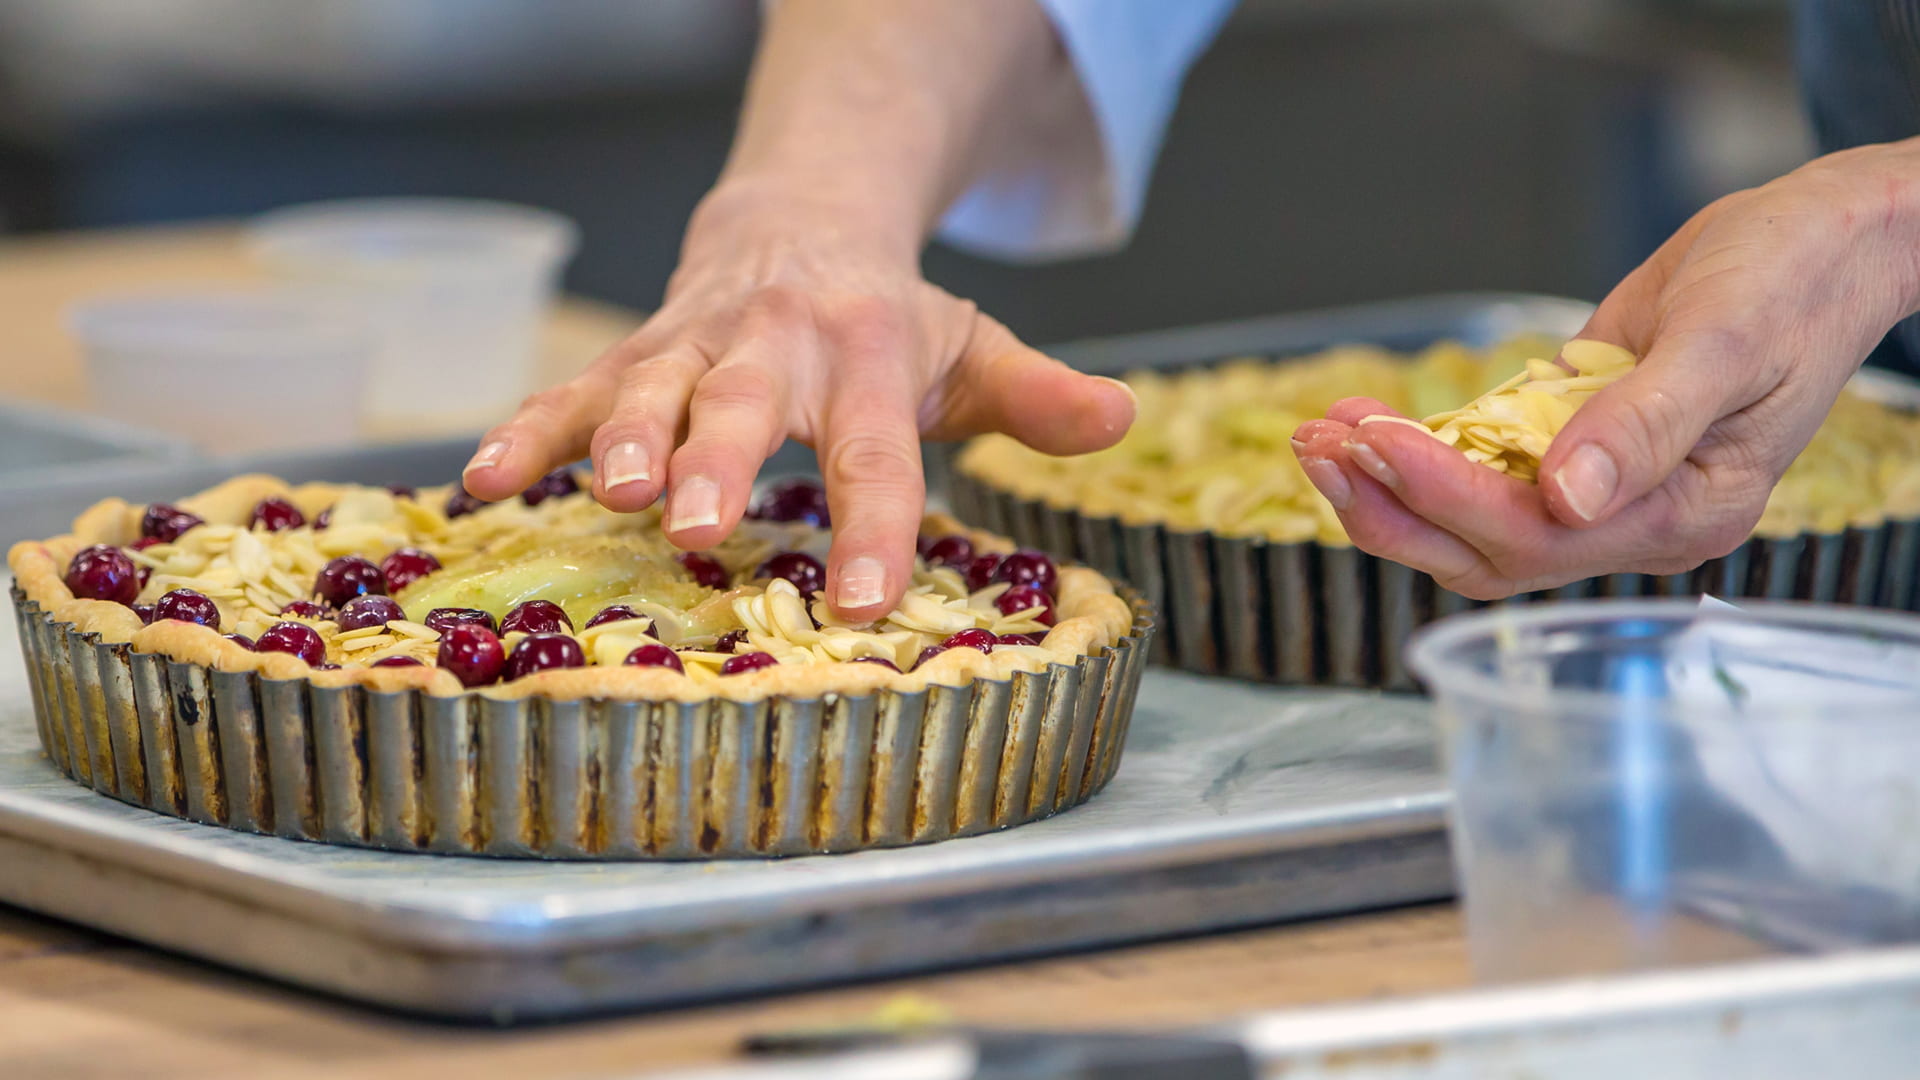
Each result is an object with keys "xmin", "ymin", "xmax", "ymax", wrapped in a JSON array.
[{"xmin": 1358, "ymin": 339, "xmax": 1639, "ymax": 482}]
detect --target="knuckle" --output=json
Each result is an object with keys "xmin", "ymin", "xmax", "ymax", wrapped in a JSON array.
[
  {"xmin": 823, "ymin": 431, "xmax": 922, "ymax": 492},
  {"xmin": 747, "ymin": 284, "xmax": 811, "ymax": 327},
  {"xmin": 692, "ymin": 365, "xmax": 780, "ymax": 415},
  {"xmin": 823, "ymin": 295, "xmax": 908, "ymax": 357},
  {"xmin": 516, "ymin": 385, "xmax": 576, "ymax": 419}
]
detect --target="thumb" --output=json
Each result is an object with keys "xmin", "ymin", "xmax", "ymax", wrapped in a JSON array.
[
  {"xmin": 922, "ymin": 312, "xmax": 1137, "ymax": 454},
  {"xmin": 1539, "ymin": 333, "xmax": 1737, "ymax": 527}
]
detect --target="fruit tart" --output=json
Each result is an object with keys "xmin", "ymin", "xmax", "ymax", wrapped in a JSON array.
[{"xmin": 9, "ymin": 473, "xmax": 1151, "ymax": 857}]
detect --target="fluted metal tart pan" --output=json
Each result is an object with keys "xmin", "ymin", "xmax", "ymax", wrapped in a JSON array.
[
  {"xmin": 949, "ymin": 475, "xmax": 1917, "ymax": 691},
  {"xmin": 9, "ymin": 582, "xmax": 1154, "ymax": 859}
]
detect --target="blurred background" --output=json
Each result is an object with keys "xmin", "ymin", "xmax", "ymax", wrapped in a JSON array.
[{"xmin": 0, "ymin": 0, "xmax": 1806, "ymax": 345}]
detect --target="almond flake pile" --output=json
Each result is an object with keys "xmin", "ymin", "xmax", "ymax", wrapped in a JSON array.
[{"xmin": 1359, "ymin": 339, "xmax": 1639, "ymax": 481}]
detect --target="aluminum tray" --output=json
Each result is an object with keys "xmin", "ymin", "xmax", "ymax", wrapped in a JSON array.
[{"xmin": 0, "ymin": 571, "xmax": 1448, "ymax": 1020}]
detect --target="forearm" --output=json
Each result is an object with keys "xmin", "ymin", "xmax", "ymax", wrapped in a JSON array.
[{"xmin": 700, "ymin": 0, "xmax": 1066, "ymax": 263}]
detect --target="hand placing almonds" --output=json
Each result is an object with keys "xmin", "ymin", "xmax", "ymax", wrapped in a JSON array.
[{"xmin": 1295, "ymin": 138, "xmax": 1920, "ymax": 599}]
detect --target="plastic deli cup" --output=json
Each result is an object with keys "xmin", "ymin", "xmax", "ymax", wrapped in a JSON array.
[
  {"xmin": 246, "ymin": 198, "xmax": 580, "ymax": 433},
  {"xmin": 1408, "ymin": 599, "xmax": 1920, "ymax": 984},
  {"xmin": 69, "ymin": 289, "xmax": 372, "ymax": 455}
]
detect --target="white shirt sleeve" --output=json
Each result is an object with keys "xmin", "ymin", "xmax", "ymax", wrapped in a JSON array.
[{"xmin": 935, "ymin": 0, "xmax": 1237, "ymax": 262}]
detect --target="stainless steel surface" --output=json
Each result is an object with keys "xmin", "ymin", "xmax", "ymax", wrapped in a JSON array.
[
  {"xmin": 951, "ymin": 292, "xmax": 1920, "ymax": 690},
  {"xmin": 0, "ymin": 570, "xmax": 1449, "ymax": 1019},
  {"xmin": 12, "ymin": 579, "xmax": 1154, "ymax": 859}
]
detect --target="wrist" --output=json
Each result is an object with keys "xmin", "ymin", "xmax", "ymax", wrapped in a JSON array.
[{"xmin": 685, "ymin": 173, "xmax": 928, "ymax": 268}]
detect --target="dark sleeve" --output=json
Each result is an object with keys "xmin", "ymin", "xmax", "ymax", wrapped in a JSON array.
[{"xmin": 1796, "ymin": 0, "xmax": 1920, "ymax": 375}]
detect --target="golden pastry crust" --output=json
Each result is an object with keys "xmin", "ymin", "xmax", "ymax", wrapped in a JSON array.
[{"xmin": 11, "ymin": 475, "xmax": 1133, "ymax": 703}]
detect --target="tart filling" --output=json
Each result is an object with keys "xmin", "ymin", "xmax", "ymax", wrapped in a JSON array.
[{"xmin": 9, "ymin": 473, "xmax": 1132, "ymax": 702}]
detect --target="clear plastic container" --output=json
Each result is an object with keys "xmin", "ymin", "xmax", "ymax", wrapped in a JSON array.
[
  {"xmin": 1408, "ymin": 600, "xmax": 1920, "ymax": 984},
  {"xmin": 69, "ymin": 289, "xmax": 372, "ymax": 455},
  {"xmin": 246, "ymin": 198, "xmax": 580, "ymax": 433}
]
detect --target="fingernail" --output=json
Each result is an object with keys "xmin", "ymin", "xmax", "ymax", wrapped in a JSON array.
[
  {"xmin": 1288, "ymin": 437, "xmax": 1307, "ymax": 454},
  {"xmin": 1097, "ymin": 376, "xmax": 1139, "ymax": 405},
  {"xmin": 668, "ymin": 476, "xmax": 721, "ymax": 530},
  {"xmin": 835, "ymin": 555, "xmax": 888, "ymax": 609},
  {"xmin": 601, "ymin": 441, "xmax": 653, "ymax": 489},
  {"xmin": 464, "ymin": 441, "xmax": 508, "ymax": 475},
  {"xmin": 1346, "ymin": 441, "xmax": 1400, "ymax": 489},
  {"xmin": 1302, "ymin": 458, "xmax": 1353, "ymax": 511},
  {"xmin": 1554, "ymin": 443, "xmax": 1619, "ymax": 522}
]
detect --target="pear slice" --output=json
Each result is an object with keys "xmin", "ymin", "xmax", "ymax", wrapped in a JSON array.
[{"xmin": 397, "ymin": 536, "xmax": 709, "ymax": 626}]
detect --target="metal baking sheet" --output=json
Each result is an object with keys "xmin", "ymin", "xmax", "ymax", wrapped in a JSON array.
[
  {"xmin": 0, "ymin": 572, "xmax": 1447, "ymax": 1020},
  {"xmin": 0, "ymin": 399, "xmax": 195, "ymax": 545}
]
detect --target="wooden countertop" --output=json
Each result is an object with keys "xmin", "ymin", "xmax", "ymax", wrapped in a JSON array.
[{"xmin": 0, "ymin": 226, "xmax": 1471, "ymax": 1078}]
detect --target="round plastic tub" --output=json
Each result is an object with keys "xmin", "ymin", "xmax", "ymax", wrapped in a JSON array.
[
  {"xmin": 70, "ymin": 288, "xmax": 372, "ymax": 455},
  {"xmin": 1409, "ymin": 599, "xmax": 1920, "ymax": 983},
  {"xmin": 247, "ymin": 198, "xmax": 579, "ymax": 433}
]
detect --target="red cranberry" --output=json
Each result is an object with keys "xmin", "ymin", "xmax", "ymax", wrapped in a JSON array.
[
  {"xmin": 623, "ymin": 643, "xmax": 685, "ymax": 672},
  {"xmin": 248, "ymin": 497, "xmax": 306, "ymax": 532},
  {"xmin": 914, "ymin": 645, "xmax": 949, "ymax": 670},
  {"xmin": 140, "ymin": 503, "xmax": 203, "ymax": 543},
  {"xmin": 280, "ymin": 599, "xmax": 330, "ymax": 620},
  {"xmin": 437, "ymin": 624, "xmax": 506, "ymax": 687},
  {"xmin": 720, "ymin": 652, "xmax": 779, "ymax": 676},
  {"xmin": 713, "ymin": 629, "xmax": 748, "ymax": 654},
  {"xmin": 136, "ymin": 565, "xmax": 151, "ymax": 589},
  {"xmin": 256, "ymin": 622, "xmax": 326, "ymax": 665},
  {"xmin": 425, "ymin": 607, "xmax": 496, "ymax": 635},
  {"xmin": 749, "ymin": 477, "xmax": 830, "ymax": 527},
  {"xmin": 758, "ymin": 552, "xmax": 825, "ymax": 596},
  {"xmin": 995, "ymin": 584, "xmax": 1056, "ymax": 626},
  {"xmin": 313, "ymin": 506, "xmax": 334, "ymax": 530},
  {"xmin": 677, "ymin": 551, "xmax": 730, "ymax": 590},
  {"xmin": 223, "ymin": 633, "xmax": 255, "ymax": 650},
  {"xmin": 337, "ymin": 595, "xmax": 404, "ymax": 632},
  {"xmin": 130, "ymin": 536, "xmax": 161, "ymax": 552},
  {"xmin": 153, "ymin": 588, "xmax": 221, "ymax": 629},
  {"xmin": 64, "ymin": 545, "xmax": 140, "ymax": 605},
  {"xmin": 380, "ymin": 547, "xmax": 441, "ymax": 593},
  {"xmin": 585, "ymin": 604, "xmax": 655, "ymax": 634},
  {"xmin": 995, "ymin": 632, "xmax": 1042, "ymax": 647},
  {"xmin": 371, "ymin": 655, "xmax": 424, "ymax": 668},
  {"xmin": 963, "ymin": 554, "xmax": 1004, "ymax": 591},
  {"xmin": 386, "ymin": 484, "xmax": 417, "ymax": 500},
  {"xmin": 133, "ymin": 603, "xmax": 157, "ymax": 624},
  {"xmin": 500, "ymin": 599, "xmax": 571, "ymax": 635},
  {"xmin": 520, "ymin": 468, "xmax": 580, "ymax": 506},
  {"xmin": 922, "ymin": 535, "xmax": 975, "ymax": 568},
  {"xmin": 993, "ymin": 550, "xmax": 1059, "ymax": 596},
  {"xmin": 505, "ymin": 633, "xmax": 587, "ymax": 679},
  {"xmin": 850, "ymin": 656, "xmax": 901, "ymax": 672},
  {"xmin": 943, "ymin": 628, "xmax": 997, "ymax": 654},
  {"xmin": 445, "ymin": 488, "xmax": 485, "ymax": 519}
]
